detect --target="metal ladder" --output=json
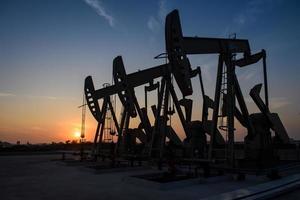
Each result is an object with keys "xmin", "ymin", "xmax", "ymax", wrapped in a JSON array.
[
  {"xmin": 103, "ymin": 83, "xmax": 113, "ymax": 143},
  {"xmin": 218, "ymin": 33, "xmax": 237, "ymax": 160},
  {"xmin": 219, "ymin": 63, "xmax": 229, "ymax": 159}
]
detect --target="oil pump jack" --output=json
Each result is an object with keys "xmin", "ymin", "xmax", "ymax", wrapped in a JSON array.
[
  {"xmin": 84, "ymin": 77, "xmax": 120, "ymax": 158},
  {"xmin": 85, "ymin": 56, "xmax": 184, "ymax": 159},
  {"xmin": 84, "ymin": 9, "xmax": 290, "ymax": 170},
  {"xmin": 85, "ymin": 44, "xmax": 226, "ymax": 160},
  {"xmin": 84, "ymin": 55, "xmax": 222, "ymax": 160},
  {"xmin": 165, "ymin": 9, "xmax": 289, "ymax": 168},
  {"xmin": 165, "ymin": 9, "xmax": 252, "ymax": 164}
]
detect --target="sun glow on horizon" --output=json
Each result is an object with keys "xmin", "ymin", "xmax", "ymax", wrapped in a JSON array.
[{"xmin": 74, "ymin": 130, "xmax": 81, "ymax": 138}]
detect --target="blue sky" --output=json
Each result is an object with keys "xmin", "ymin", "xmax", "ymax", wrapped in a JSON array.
[{"xmin": 0, "ymin": 0, "xmax": 299, "ymax": 143}]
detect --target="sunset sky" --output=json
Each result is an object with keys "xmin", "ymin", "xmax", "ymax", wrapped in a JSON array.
[{"xmin": 0, "ymin": 0, "xmax": 299, "ymax": 144}]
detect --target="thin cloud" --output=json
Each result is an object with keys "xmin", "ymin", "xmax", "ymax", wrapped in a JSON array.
[
  {"xmin": 41, "ymin": 96, "xmax": 57, "ymax": 100},
  {"xmin": 224, "ymin": 0, "xmax": 281, "ymax": 35},
  {"xmin": 270, "ymin": 97, "xmax": 291, "ymax": 109},
  {"xmin": 147, "ymin": 0, "xmax": 169, "ymax": 33},
  {"xmin": 83, "ymin": 0, "xmax": 115, "ymax": 27},
  {"xmin": 234, "ymin": 14, "xmax": 246, "ymax": 25},
  {"xmin": 239, "ymin": 70, "xmax": 257, "ymax": 81},
  {"xmin": 31, "ymin": 126, "xmax": 45, "ymax": 131},
  {"xmin": 245, "ymin": 96, "xmax": 291, "ymax": 110},
  {"xmin": 0, "ymin": 92, "xmax": 74, "ymax": 101},
  {"xmin": 147, "ymin": 16, "xmax": 160, "ymax": 33},
  {"xmin": 0, "ymin": 92, "xmax": 16, "ymax": 97},
  {"xmin": 158, "ymin": 0, "xmax": 167, "ymax": 22},
  {"xmin": 24, "ymin": 95, "xmax": 76, "ymax": 101},
  {"xmin": 25, "ymin": 95, "xmax": 58, "ymax": 100}
]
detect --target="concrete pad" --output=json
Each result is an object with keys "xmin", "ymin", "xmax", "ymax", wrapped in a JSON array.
[{"xmin": 1, "ymin": 154, "xmax": 299, "ymax": 200}]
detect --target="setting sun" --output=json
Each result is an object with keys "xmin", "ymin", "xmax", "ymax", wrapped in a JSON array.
[{"xmin": 74, "ymin": 131, "xmax": 81, "ymax": 138}]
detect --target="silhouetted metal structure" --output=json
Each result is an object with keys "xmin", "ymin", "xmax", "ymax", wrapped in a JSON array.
[{"xmin": 83, "ymin": 9, "xmax": 290, "ymax": 171}]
